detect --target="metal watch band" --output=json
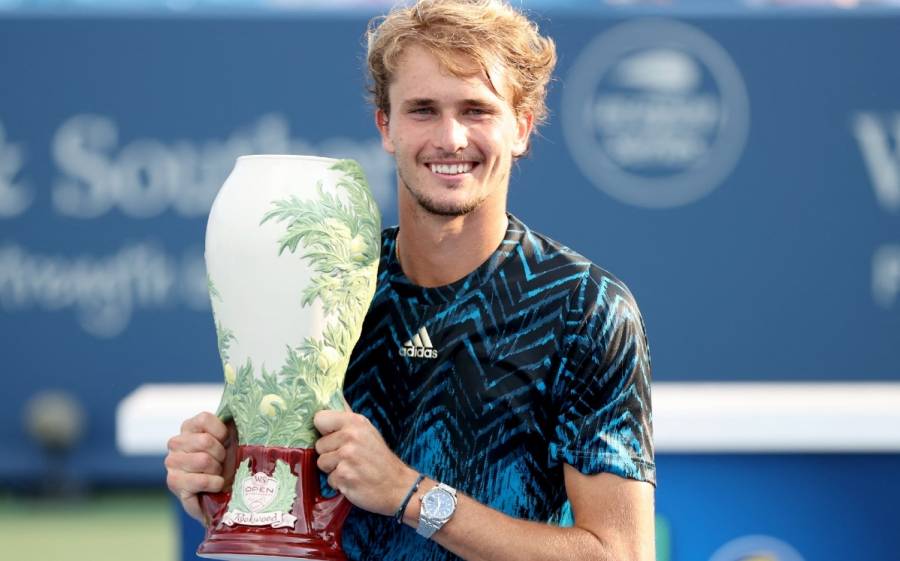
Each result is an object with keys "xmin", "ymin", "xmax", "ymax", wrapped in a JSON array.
[
  {"xmin": 416, "ymin": 482, "xmax": 457, "ymax": 540},
  {"xmin": 416, "ymin": 517, "xmax": 442, "ymax": 539}
]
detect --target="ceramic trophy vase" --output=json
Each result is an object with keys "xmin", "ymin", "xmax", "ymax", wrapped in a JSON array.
[{"xmin": 198, "ymin": 155, "xmax": 381, "ymax": 560}]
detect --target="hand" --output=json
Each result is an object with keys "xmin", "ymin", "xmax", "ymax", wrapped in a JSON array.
[
  {"xmin": 165, "ymin": 411, "xmax": 231, "ymax": 524},
  {"xmin": 314, "ymin": 409, "xmax": 418, "ymax": 517}
]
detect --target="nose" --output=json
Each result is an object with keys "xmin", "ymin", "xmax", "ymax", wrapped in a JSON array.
[{"xmin": 432, "ymin": 116, "xmax": 468, "ymax": 153}]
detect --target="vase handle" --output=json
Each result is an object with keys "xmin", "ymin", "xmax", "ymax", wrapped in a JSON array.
[{"xmin": 312, "ymin": 490, "xmax": 352, "ymax": 535}]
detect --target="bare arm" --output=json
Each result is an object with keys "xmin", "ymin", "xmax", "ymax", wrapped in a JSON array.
[
  {"xmin": 411, "ymin": 466, "xmax": 655, "ymax": 561},
  {"xmin": 315, "ymin": 410, "xmax": 655, "ymax": 561}
]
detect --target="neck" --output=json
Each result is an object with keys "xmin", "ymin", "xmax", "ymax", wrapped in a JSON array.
[{"xmin": 396, "ymin": 196, "xmax": 509, "ymax": 288}]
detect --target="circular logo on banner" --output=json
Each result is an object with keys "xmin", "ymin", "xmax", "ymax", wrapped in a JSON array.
[
  {"xmin": 709, "ymin": 535, "xmax": 806, "ymax": 561},
  {"xmin": 562, "ymin": 19, "xmax": 750, "ymax": 209}
]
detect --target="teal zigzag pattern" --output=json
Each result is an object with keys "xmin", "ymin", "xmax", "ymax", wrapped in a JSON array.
[{"xmin": 340, "ymin": 214, "xmax": 654, "ymax": 561}]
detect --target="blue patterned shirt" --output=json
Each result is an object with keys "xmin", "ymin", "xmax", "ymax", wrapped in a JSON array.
[{"xmin": 341, "ymin": 214, "xmax": 654, "ymax": 561}]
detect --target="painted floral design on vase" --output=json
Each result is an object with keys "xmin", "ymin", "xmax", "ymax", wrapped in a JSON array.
[{"xmin": 198, "ymin": 155, "xmax": 380, "ymax": 561}]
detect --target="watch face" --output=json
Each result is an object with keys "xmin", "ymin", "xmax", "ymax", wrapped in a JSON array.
[{"xmin": 423, "ymin": 488, "xmax": 454, "ymax": 520}]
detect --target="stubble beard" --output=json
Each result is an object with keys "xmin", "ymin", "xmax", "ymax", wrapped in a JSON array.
[{"xmin": 397, "ymin": 166, "xmax": 488, "ymax": 218}]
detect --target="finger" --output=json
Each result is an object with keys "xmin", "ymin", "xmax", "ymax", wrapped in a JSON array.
[
  {"xmin": 167, "ymin": 470, "xmax": 225, "ymax": 497},
  {"xmin": 315, "ymin": 428, "xmax": 353, "ymax": 455},
  {"xmin": 315, "ymin": 432, "xmax": 336, "ymax": 455},
  {"xmin": 165, "ymin": 451, "xmax": 223, "ymax": 475},
  {"xmin": 181, "ymin": 412, "xmax": 229, "ymax": 441},
  {"xmin": 327, "ymin": 472, "xmax": 343, "ymax": 496},
  {"xmin": 316, "ymin": 450, "xmax": 340, "ymax": 474},
  {"xmin": 180, "ymin": 494, "xmax": 205, "ymax": 525},
  {"xmin": 167, "ymin": 431, "xmax": 227, "ymax": 463},
  {"xmin": 314, "ymin": 410, "xmax": 352, "ymax": 435}
]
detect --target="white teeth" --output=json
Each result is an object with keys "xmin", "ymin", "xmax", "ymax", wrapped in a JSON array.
[{"xmin": 430, "ymin": 163, "xmax": 473, "ymax": 175}]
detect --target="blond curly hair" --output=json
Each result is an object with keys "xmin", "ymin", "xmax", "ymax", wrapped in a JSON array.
[{"xmin": 366, "ymin": 0, "xmax": 557, "ymax": 128}]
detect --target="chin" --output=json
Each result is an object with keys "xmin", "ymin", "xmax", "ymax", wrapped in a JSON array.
[
  {"xmin": 413, "ymin": 191, "xmax": 486, "ymax": 217},
  {"xmin": 400, "ymin": 169, "xmax": 490, "ymax": 217},
  {"xmin": 417, "ymin": 198, "xmax": 480, "ymax": 217}
]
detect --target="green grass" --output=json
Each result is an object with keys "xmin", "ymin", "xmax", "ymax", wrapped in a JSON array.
[{"xmin": 0, "ymin": 491, "xmax": 175, "ymax": 561}]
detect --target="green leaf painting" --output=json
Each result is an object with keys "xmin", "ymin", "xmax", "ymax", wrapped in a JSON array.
[
  {"xmin": 213, "ymin": 159, "xmax": 380, "ymax": 448},
  {"xmin": 210, "ymin": 276, "xmax": 237, "ymax": 422},
  {"xmin": 270, "ymin": 460, "xmax": 299, "ymax": 513},
  {"xmin": 226, "ymin": 459, "xmax": 252, "ymax": 513},
  {"xmin": 208, "ymin": 275, "xmax": 222, "ymax": 302}
]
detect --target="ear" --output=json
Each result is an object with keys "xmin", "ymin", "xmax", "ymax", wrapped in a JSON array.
[
  {"xmin": 511, "ymin": 111, "xmax": 534, "ymax": 157},
  {"xmin": 375, "ymin": 109, "xmax": 395, "ymax": 154}
]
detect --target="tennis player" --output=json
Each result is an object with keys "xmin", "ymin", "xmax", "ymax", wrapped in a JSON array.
[{"xmin": 166, "ymin": 2, "xmax": 655, "ymax": 560}]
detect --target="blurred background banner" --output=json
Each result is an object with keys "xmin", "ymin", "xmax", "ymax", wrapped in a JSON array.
[{"xmin": 1, "ymin": 2, "xmax": 899, "ymax": 561}]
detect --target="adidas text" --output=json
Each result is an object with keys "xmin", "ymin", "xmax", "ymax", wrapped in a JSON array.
[{"xmin": 399, "ymin": 346, "xmax": 438, "ymax": 359}]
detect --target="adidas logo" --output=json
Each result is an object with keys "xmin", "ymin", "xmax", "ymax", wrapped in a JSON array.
[{"xmin": 399, "ymin": 326, "xmax": 439, "ymax": 359}]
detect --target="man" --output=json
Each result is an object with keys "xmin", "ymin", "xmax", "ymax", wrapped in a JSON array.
[{"xmin": 165, "ymin": 1, "xmax": 655, "ymax": 560}]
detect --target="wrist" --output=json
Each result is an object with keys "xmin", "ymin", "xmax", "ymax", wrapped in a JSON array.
[
  {"xmin": 402, "ymin": 476, "xmax": 432, "ymax": 526},
  {"xmin": 390, "ymin": 471, "xmax": 425, "ymax": 524},
  {"xmin": 413, "ymin": 481, "xmax": 459, "ymax": 540}
]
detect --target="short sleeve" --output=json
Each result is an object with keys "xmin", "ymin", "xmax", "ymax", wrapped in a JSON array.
[{"xmin": 548, "ymin": 272, "xmax": 655, "ymax": 485}]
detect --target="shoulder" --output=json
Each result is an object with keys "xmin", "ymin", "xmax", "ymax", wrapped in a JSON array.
[{"xmin": 515, "ymin": 220, "xmax": 641, "ymax": 320}]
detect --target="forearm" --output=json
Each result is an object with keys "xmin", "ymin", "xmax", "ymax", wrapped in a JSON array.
[
  {"xmin": 312, "ymin": 412, "xmax": 654, "ymax": 561},
  {"xmin": 400, "ymin": 478, "xmax": 614, "ymax": 561}
]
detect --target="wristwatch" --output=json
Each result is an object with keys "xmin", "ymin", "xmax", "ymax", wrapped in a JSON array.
[{"xmin": 416, "ymin": 482, "xmax": 457, "ymax": 539}]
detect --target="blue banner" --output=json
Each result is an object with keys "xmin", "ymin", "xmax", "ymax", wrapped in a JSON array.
[
  {"xmin": 1, "ymin": 11, "xmax": 898, "ymax": 561},
  {"xmin": 3, "ymin": 8, "xmax": 899, "ymax": 474}
]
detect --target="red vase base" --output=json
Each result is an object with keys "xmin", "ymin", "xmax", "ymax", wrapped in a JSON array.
[
  {"xmin": 197, "ymin": 444, "xmax": 351, "ymax": 561},
  {"xmin": 197, "ymin": 532, "xmax": 346, "ymax": 561}
]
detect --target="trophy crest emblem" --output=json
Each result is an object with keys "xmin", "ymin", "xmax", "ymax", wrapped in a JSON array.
[{"xmin": 222, "ymin": 459, "xmax": 298, "ymax": 528}]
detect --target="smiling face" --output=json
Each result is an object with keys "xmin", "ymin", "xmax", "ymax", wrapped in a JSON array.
[{"xmin": 376, "ymin": 44, "xmax": 533, "ymax": 217}]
